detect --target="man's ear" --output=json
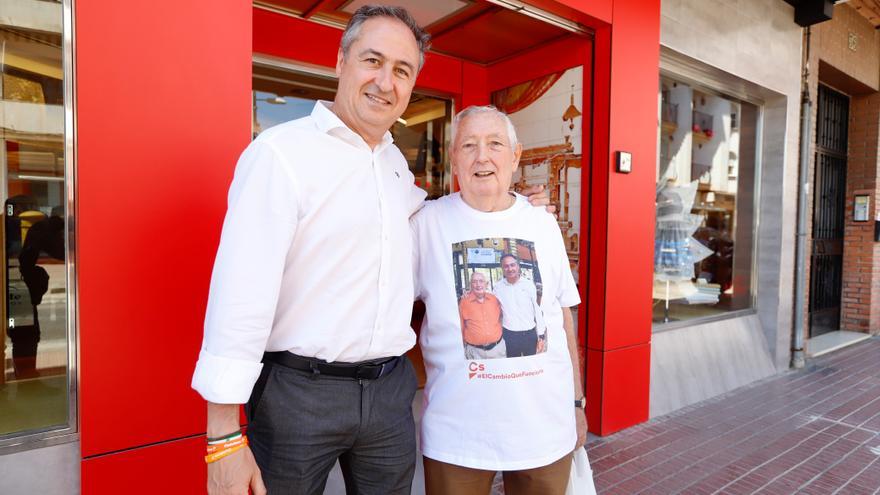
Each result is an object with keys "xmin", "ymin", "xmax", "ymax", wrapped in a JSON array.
[
  {"xmin": 450, "ymin": 147, "xmax": 460, "ymax": 179},
  {"xmin": 512, "ymin": 143, "xmax": 523, "ymax": 171},
  {"xmin": 335, "ymin": 48, "xmax": 345, "ymax": 77}
]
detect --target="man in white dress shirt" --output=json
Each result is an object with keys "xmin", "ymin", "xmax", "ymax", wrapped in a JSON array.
[
  {"xmin": 192, "ymin": 6, "xmax": 549, "ymax": 494},
  {"xmin": 192, "ymin": 6, "xmax": 431, "ymax": 495},
  {"xmin": 494, "ymin": 254, "xmax": 547, "ymax": 357}
]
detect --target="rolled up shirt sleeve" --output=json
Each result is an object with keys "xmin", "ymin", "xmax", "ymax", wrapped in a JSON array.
[{"xmin": 192, "ymin": 140, "xmax": 300, "ymax": 404}]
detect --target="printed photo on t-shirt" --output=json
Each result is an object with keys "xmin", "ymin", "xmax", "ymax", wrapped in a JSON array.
[{"xmin": 452, "ymin": 237, "xmax": 547, "ymax": 360}]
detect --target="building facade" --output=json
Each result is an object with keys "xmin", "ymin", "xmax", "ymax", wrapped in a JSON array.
[
  {"xmin": 802, "ymin": 1, "xmax": 880, "ymax": 353},
  {"xmin": 9, "ymin": 1, "xmax": 875, "ymax": 493},
  {"xmin": 0, "ymin": 0, "xmax": 662, "ymax": 493},
  {"xmin": 650, "ymin": 0, "xmax": 880, "ymax": 419},
  {"xmin": 651, "ymin": 0, "xmax": 803, "ymax": 417}
]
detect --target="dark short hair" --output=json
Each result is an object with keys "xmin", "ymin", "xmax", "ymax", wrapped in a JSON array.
[
  {"xmin": 340, "ymin": 5, "xmax": 431, "ymax": 70},
  {"xmin": 500, "ymin": 253, "xmax": 519, "ymax": 265}
]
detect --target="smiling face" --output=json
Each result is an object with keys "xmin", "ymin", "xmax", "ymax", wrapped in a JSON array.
[
  {"xmin": 469, "ymin": 272, "xmax": 487, "ymax": 298},
  {"xmin": 333, "ymin": 16, "xmax": 420, "ymax": 148},
  {"xmin": 501, "ymin": 255, "xmax": 521, "ymax": 284},
  {"xmin": 452, "ymin": 112, "xmax": 522, "ymax": 206}
]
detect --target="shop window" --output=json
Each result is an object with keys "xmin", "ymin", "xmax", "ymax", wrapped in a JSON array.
[
  {"xmin": 252, "ymin": 63, "xmax": 452, "ymax": 199},
  {"xmin": 654, "ymin": 77, "xmax": 758, "ymax": 326},
  {"xmin": 1, "ymin": 1, "xmax": 72, "ymax": 440}
]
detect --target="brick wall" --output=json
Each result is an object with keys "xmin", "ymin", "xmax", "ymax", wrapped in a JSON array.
[
  {"xmin": 803, "ymin": 3, "xmax": 880, "ymax": 338},
  {"xmin": 842, "ymin": 94, "xmax": 880, "ymax": 332},
  {"xmin": 814, "ymin": 3, "xmax": 880, "ymax": 92}
]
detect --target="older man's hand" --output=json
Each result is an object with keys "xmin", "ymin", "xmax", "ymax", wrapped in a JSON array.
[
  {"xmin": 575, "ymin": 410, "xmax": 588, "ymax": 450},
  {"xmin": 519, "ymin": 184, "xmax": 557, "ymax": 215}
]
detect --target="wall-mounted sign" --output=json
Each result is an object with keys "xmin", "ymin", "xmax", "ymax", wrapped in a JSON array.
[
  {"xmin": 854, "ymin": 194, "xmax": 870, "ymax": 222},
  {"xmin": 466, "ymin": 248, "xmax": 496, "ymax": 264}
]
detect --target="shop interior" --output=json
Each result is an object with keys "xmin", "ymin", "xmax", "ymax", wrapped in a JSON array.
[{"xmin": 654, "ymin": 77, "xmax": 757, "ymax": 324}]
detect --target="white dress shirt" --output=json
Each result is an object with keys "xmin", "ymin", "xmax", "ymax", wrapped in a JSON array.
[
  {"xmin": 493, "ymin": 276, "xmax": 546, "ymax": 334},
  {"xmin": 192, "ymin": 101, "xmax": 427, "ymax": 404}
]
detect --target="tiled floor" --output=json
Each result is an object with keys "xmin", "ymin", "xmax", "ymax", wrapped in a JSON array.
[{"xmin": 587, "ymin": 337, "xmax": 880, "ymax": 494}]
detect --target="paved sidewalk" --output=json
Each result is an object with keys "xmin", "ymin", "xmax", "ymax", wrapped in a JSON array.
[{"xmin": 586, "ymin": 337, "xmax": 880, "ymax": 494}]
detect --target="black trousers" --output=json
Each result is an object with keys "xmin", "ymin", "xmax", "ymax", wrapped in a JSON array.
[
  {"xmin": 246, "ymin": 356, "xmax": 418, "ymax": 495},
  {"xmin": 8, "ymin": 307, "xmax": 40, "ymax": 378},
  {"xmin": 502, "ymin": 327, "xmax": 538, "ymax": 358}
]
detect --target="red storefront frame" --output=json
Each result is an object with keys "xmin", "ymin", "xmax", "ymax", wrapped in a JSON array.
[{"xmin": 76, "ymin": 0, "xmax": 659, "ymax": 491}]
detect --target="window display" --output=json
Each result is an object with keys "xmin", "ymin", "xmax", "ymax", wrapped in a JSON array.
[{"xmin": 654, "ymin": 77, "xmax": 757, "ymax": 325}]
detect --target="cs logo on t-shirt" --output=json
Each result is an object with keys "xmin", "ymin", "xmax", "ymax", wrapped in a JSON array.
[{"xmin": 468, "ymin": 361, "xmax": 485, "ymax": 379}]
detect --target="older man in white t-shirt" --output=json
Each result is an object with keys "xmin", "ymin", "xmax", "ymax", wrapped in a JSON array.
[
  {"xmin": 412, "ymin": 105, "xmax": 588, "ymax": 495},
  {"xmin": 494, "ymin": 253, "xmax": 547, "ymax": 357}
]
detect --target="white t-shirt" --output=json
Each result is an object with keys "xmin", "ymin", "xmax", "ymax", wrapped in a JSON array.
[{"xmin": 411, "ymin": 192, "xmax": 581, "ymax": 471}]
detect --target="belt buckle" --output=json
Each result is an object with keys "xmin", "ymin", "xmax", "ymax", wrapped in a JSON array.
[
  {"xmin": 309, "ymin": 361, "xmax": 321, "ymax": 377},
  {"xmin": 356, "ymin": 363, "xmax": 384, "ymax": 380}
]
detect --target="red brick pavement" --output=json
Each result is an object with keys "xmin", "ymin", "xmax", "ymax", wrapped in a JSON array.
[{"xmin": 586, "ymin": 337, "xmax": 880, "ymax": 494}]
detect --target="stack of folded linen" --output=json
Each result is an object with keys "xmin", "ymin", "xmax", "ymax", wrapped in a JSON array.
[{"xmin": 684, "ymin": 279, "xmax": 720, "ymax": 305}]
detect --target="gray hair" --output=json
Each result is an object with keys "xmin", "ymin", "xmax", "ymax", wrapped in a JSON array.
[
  {"xmin": 340, "ymin": 5, "xmax": 431, "ymax": 71},
  {"xmin": 452, "ymin": 105, "xmax": 519, "ymax": 149}
]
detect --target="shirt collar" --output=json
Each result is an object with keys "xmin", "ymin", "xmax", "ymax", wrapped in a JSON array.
[
  {"xmin": 500, "ymin": 277, "xmax": 519, "ymax": 286},
  {"xmin": 311, "ymin": 100, "xmax": 394, "ymax": 152},
  {"xmin": 466, "ymin": 292, "xmax": 490, "ymax": 303}
]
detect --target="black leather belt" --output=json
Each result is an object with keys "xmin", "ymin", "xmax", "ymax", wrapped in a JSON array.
[
  {"xmin": 470, "ymin": 336, "xmax": 503, "ymax": 351},
  {"xmin": 263, "ymin": 351, "xmax": 400, "ymax": 380}
]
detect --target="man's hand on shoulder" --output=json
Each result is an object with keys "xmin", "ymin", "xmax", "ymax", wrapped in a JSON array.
[{"xmin": 518, "ymin": 184, "xmax": 557, "ymax": 215}]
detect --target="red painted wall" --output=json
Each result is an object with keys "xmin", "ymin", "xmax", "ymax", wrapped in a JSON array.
[
  {"xmin": 526, "ymin": 0, "xmax": 613, "ymax": 25},
  {"xmin": 76, "ymin": 0, "xmax": 252, "ymax": 490},
  {"xmin": 460, "ymin": 62, "xmax": 489, "ymax": 108},
  {"xmin": 486, "ymin": 36, "xmax": 590, "ymax": 92},
  {"xmin": 583, "ymin": 0, "xmax": 661, "ymax": 435},
  {"xmin": 81, "ymin": 437, "xmax": 206, "ymax": 494}
]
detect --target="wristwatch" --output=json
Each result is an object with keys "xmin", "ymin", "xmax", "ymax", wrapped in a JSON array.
[{"xmin": 574, "ymin": 396, "xmax": 586, "ymax": 409}]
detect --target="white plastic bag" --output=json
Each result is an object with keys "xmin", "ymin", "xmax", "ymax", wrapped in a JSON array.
[{"xmin": 565, "ymin": 447, "xmax": 596, "ymax": 495}]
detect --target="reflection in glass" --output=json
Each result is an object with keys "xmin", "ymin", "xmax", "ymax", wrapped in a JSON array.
[
  {"xmin": 1, "ymin": 0, "xmax": 69, "ymax": 436},
  {"xmin": 653, "ymin": 77, "xmax": 756, "ymax": 325},
  {"xmin": 252, "ymin": 64, "xmax": 452, "ymax": 199}
]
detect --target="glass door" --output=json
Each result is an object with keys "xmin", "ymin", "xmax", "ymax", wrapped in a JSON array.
[{"xmin": 1, "ymin": 0, "xmax": 72, "ymax": 439}]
